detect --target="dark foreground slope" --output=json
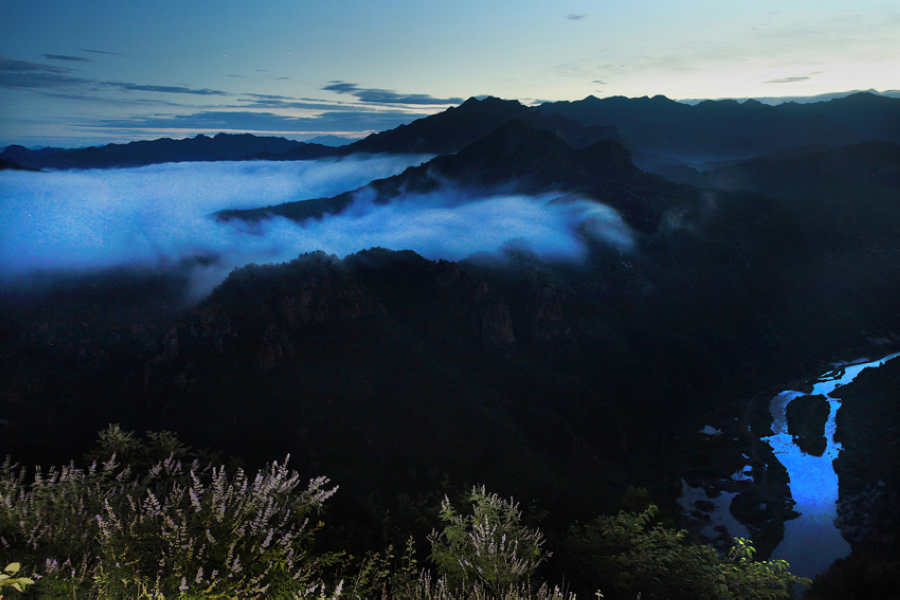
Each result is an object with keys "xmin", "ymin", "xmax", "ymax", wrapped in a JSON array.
[{"xmin": 5, "ymin": 132, "xmax": 900, "ymax": 553}]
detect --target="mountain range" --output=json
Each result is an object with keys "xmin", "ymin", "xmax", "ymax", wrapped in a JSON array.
[
  {"xmin": 5, "ymin": 92, "xmax": 898, "ymax": 171},
  {"xmin": 0, "ymin": 132, "xmax": 335, "ymax": 169}
]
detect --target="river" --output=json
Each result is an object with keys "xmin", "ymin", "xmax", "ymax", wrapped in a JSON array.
[{"xmin": 678, "ymin": 351, "xmax": 900, "ymax": 582}]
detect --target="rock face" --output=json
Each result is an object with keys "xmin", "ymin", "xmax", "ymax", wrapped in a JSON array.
[{"xmin": 785, "ymin": 394, "xmax": 829, "ymax": 456}]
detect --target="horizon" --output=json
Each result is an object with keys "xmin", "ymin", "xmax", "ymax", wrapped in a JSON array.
[
  {"xmin": 3, "ymin": 0, "xmax": 898, "ymax": 147},
  {"xmin": 3, "ymin": 88, "xmax": 899, "ymax": 150}
]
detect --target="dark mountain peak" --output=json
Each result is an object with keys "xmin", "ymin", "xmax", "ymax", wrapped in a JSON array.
[
  {"xmin": 344, "ymin": 95, "xmax": 529, "ymax": 154},
  {"xmin": 415, "ymin": 118, "xmax": 640, "ymax": 194},
  {"xmin": 462, "ymin": 118, "xmax": 566, "ymax": 153},
  {"xmin": 433, "ymin": 119, "xmax": 596, "ymax": 177},
  {"xmin": 833, "ymin": 91, "xmax": 893, "ymax": 105},
  {"xmin": 457, "ymin": 96, "xmax": 524, "ymax": 111},
  {"xmin": 519, "ymin": 111, "xmax": 622, "ymax": 149}
]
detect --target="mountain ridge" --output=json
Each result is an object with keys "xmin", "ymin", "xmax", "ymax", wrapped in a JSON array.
[
  {"xmin": 5, "ymin": 92, "xmax": 898, "ymax": 170},
  {"xmin": 0, "ymin": 132, "xmax": 338, "ymax": 169},
  {"xmin": 215, "ymin": 119, "xmax": 695, "ymax": 233}
]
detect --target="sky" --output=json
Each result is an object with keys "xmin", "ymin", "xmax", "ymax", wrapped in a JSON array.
[{"xmin": 2, "ymin": 0, "xmax": 899, "ymax": 147}]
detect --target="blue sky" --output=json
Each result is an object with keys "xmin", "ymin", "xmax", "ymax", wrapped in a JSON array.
[{"xmin": 2, "ymin": 0, "xmax": 898, "ymax": 146}]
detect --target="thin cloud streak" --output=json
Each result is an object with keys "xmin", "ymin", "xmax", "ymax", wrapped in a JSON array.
[
  {"xmin": 1, "ymin": 57, "xmax": 72, "ymax": 73},
  {"xmin": 43, "ymin": 54, "xmax": 93, "ymax": 62},
  {"xmin": 323, "ymin": 80, "xmax": 463, "ymax": 105},
  {"xmin": 81, "ymin": 48, "xmax": 120, "ymax": 56},
  {"xmin": 764, "ymin": 76, "xmax": 811, "ymax": 84},
  {"xmin": 100, "ymin": 81, "xmax": 229, "ymax": 95}
]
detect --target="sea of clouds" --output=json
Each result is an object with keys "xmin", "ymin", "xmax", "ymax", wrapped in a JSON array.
[{"xmin": 0, "ymin": 155, "xmax": 634, "ymax": 299}]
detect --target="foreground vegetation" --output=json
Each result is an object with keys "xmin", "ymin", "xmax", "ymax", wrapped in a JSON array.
[{"xmin": 0, "ymin": 426, "xmax": 809, "ymax": 599}]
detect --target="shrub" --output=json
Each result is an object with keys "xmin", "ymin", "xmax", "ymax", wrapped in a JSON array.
[
  {"xmin": 0, "ymin": 562, "xmax": 34, "ymax": 597},
  {"xmin": 428, "ymin": 485, "xmax": 550, "ymax": 597},
  {"xmin": 565, "ymin": 505, "xmax": 810, "ymax": 600},
  {"xmin": 0, "ymin": 430, "xmax": 336, "ymax": 599},
  {"xmin": 404, "ymin": 571, "xmax": 576, "ymax": 600}
]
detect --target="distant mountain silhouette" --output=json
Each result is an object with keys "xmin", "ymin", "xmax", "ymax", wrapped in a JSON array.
[
  {"xmin": 0, "ymin": 133, "xmax": 338, "ymax": 169},
  {"xmin": 0, "ymin": 157, "xmax": 39, "ymax": 171},
  {"xmin": 534, "ymin": 92, "xmax": 900, "ymax": 162},
  {"xmin": 7, "ymin": 92, "xmax": 896, "ymax": 170},
  {"xmin": 217, "ymin": 119, "xmax": 696, "ymax": 233},
  {"xmin": 659, "ymin": 141, "xmax": 900, "ymax": 196},
  {"xmin": 677, "ymin": 88, "xmax": 900, "ymax": 106},
  {"xmin": 343, "ymin": 96, "xmax": 530, "ymax": 154},
  {"xmin": 340, "ymin": 96, "xmax": 621, "ymax": 156},
  {"xmin": 305, "ymin": 134, "xmax": 362, "ymax": 147}
]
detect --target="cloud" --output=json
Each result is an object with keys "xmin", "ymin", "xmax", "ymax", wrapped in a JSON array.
[
  {"xmin": 0, "ymin": 72, "xmax": 91, "ymax": 89},
  {"xmin": 81, "ymin": 48, "xmax": 120, "ymax": 56},
  {"xmin": 0, "ymin": 159, "xmax": 632, "ymax": 300},
  {"xmin": 87, "ymin": 109, "xmax": 428, "ymax": 133},
  {"xmin": 0, "ymin": 57, "xmax": 91, "ymax": 88},
  {"xmin": 323, "ymin": 80, "xmax": 463, "ymax": 105},
  {"xmin": 566, "ymin": 14, "xmax": 587, "ymax": 20},
  {"xmin": 233, "ymin": 98, "xmax": 372, "ymax": 111},
  {"xmin": 243, "ymin": 93, "xmax": 296, "ymax": 100},
  {"xmin": 0, "ymin": 56, "xmax": 229, "ymax": 96},
  {"xmin": 100, "ymin": 81, "xmax": 229, "ymax": 95},
  {"xmin": 37, "ymin": 91, "xmax": 192, "ymax": 107},
  {"xmin": 43, "ymin": 54, "xmax": 92, "ymax": 63},
  {"xmin": 0, "ymin": 57, "xmax": 72, "ymax": 74},
  {"xmin": 764, "ymin": 75, "xmax": 810, "ymax": 84}
]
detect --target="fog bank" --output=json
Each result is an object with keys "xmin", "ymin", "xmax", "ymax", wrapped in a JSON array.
[{"xmin": 0, "ymin": 157, "xmax": 634, "ymax": 299}]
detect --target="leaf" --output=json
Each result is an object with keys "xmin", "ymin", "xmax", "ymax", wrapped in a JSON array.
[{"xmin": 2, "ymin": 563, "xmax": 18, "ymax": 575}]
